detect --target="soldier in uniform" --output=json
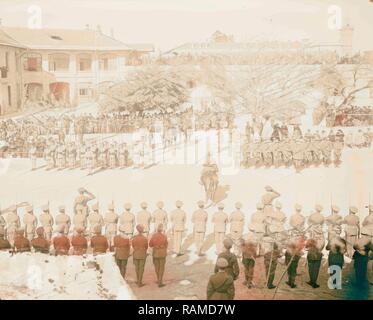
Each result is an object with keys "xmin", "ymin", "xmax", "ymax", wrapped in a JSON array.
[
  {"xmin": 132, "ymin": 224, "xmax": 149, "ymax": 287},
  {"xmin": 71, "ymin": 228, "xmax": 88, "ymax": 255},
  {"xmin": 267, "ymin": 201, "xmax": 286, "ymax": 240},
  {"xmin": 192, "ymin": 200, "xmax": 208, "ymax": 256},
  {"xmin": 289, "ymin": 204, "xmax": 306, "ymax": 240},
  {"xmin": 113, "ymin": 225, "xmax": 131, "ymax": 278},
  {"xmin": 137, "ymin": 202, "xmax": 152, "ymax": 236},
  {"xmin": 5, "ymin": 205, "xmax": 20, "ymax": 246},
  {"xmin": 170, "ymin": 200, "xmax": 186, "ymax": 256},
  {"xmin": 241, "ymin": 239, "xmax": 257, "ymax": 288},
  {"xmin": 79, "ymin": 143, "xmax": 87, "ymax": 170},
  {"xmin": 207, "ymin": 258, "xmax": 235, "ymax": 300},
  {"xmin": 214, "ymin": 238, "xmax": 239, "ymax": 281},
  {"xmin": 361, "ymin": 205, "xmax": 373, "ymax": 243},
  {"xmin": 308, "ymin": 204, "xmax": 325, "ymax": 249},
  {"xmin": 39, "ymin": 205, "xmax": 54, "ymax": 240},
  {"xmin": 67, "ymin": 142, "xmax": 77, "ymax": 169},
  {"xmin": 88, "ymin": 203, "xmax": 104, "ymax": 237},
  {"xmin": 325, "ymin": 205, "xmax": 343, "ymax": 241},
  {"xmin": 248, "ymin": 203, "xmax": 266, "ymax": 254},
  {"xmin": 333, "ymin": 137, "xmax": 344, "ymax": 167},
  {"xmin": 343, "ymin": 206, "xmax": 360, "ymax": 258},
  {"xmin": 306, "ymin": 238, "xmax": 323, "ymax": 288},
  {"xmin": 152, "ymin": 201, "xmax": 168, "ymax": 233},
  {"xmin": 212, "ymin": 203, "xmax": 228, "ymax": 254},
  {"xmin": 56, "ymin": 143, "xmax": 66, "ymax": 169},
  {"xmin": 73, "ymin": 187, "xmax": 95, "ymax": 216},
  {"xmin": 73, "ymin": 204, "xmax": 88, "ymax": 234},
  {"xmin": 285, "ymin": 239, "xmax": 303, "ymax": 288},
  {"xmin": 55, "ymin": 205, "xmax": 71, "ymax": 235},
  {"xmin": 86, "ymin": 146, "xmax": 95, "ymax": 174},
  {"xmin": 0, "ymin": 226, "xmax": 11, "ymax": 251},
  {"xmin": 45, "ymin": 142, "xmax": 56, "ymax": 170},
  {"xmin": 23, "ymin": 205, "xmax": 37, "ymax": 241},
  {"xmin": 108, "ymin": 143, "xmax": 118, "ymax": 169},
  {"xmin": 229, "ymin": 202, "xmax": 245, "ymax": 256},
  {"xmin": 29, "ymin": 143, "xmax": 38, "ymax": 170},
  {"xmin": 261, "ymin": 185, "xmax": 280, "ymax": 219},
  {"xmin": 118, "ymin": 143, "xmax": 129, "ymax": 167},
  {"xmin": 326, "ymin": 237, "xmax": 346, "ymax": 271},
  {"xmin": 90, "ymin": 225, "xmax": 109, "ymax": 255},
  {"xmin": 14, "ymin": 229, "xmax": 31, "ymax": 253},
  {"xmin": 119, "ymin": 203, "xmax": 135, "ymax": 237},
  {"xmin": 149, "ymin": 224, "xmax": 168, "ymax": 287},
  {"xmin": 104, "ymin": 203, "xmax": 118, "ymax": 248},
  {"xmin": 53, "ymin": 226, "xmax": 70, "ymax": 255},
  {"xmin": 263, "ymin": 237, "xmax": 282, "ymax": 289},
  {"xmin": 31, "ymin": 227, "xmax": 50, "ymax": 253}
]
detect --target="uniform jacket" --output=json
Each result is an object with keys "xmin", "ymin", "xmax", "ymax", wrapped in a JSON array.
[
  {"xmin": 71, "ymin": 235, "xmax": 88, "ymax": 255},
  {"xmin": 212, "ymin": 211, "xmax": 228, "ymax": 233},
  {"xmin": 132, "ymin": 234, "xmax": 149, "ymax": 259},
  {"xmin": 207, "ymin": 271, "xmax": 235, "ymax": 300},
  {"xmin": 53, "ymin": 234, "xmax": 70, "ymax": 255},
  {"xmin": 192, "ymin": 209, "xmax": 208, "ymax": 233},
  {"xmin": 215, "ymin": 251, "xmax": 240, "ymax": 280},
  {"xmin": 113, "ymin": 235, "xmax": 131, "ymax": 260},
  {"xmin": 170, "ymin": 209, "xmax": 186, "ymax": 232},
  {"xmin": 91, "ymin": 235, "xmax": 108, "ymax": 254},
  {"xmin": 14, "ymin": 235, "xmax": 31, "ymax": 252},
  {"xmin": 149, "ymin": 232, "xmax": 168, "ymax": 258}
]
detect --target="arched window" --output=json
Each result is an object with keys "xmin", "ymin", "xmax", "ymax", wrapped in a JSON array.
[{"xmin": 48, "ymin": 53, "xmax": 69, "ymax": 72}]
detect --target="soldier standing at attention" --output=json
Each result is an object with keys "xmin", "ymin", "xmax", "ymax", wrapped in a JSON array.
[
  {"xmin": 152, "ymin": 201, "xmax": 168, "ymax": 233},
  {"xmin": 289, "ymin": 204, "xmax": 306, "ymax": 240},
  {"xmin": 90, "ymin": 226, "xmax": 109, "ymax": 255},
  {"xmin": 29, "ymin": 143, "xmax": 37, "ymax": 170},
  {"xmin": 88, "ymin": 203, "xmax": 104, "ymax": 237},
  {"xmin": 192, "ymin": 200, "xmax": 208, "ymax": 256},
  {"xmin": 132, "ymin": 224, "xmax": 149, "ymax": 287},
  {"xmin": 212, "ymin": 203, "xmax": 228, "ymax": 254},
  {"xmin": 14, "ymin": 229, "xmax": 31, "ymax": 253},
  {"xmin": 55, "ymin": 206, "xmax": 71, "ymax": 236},
  {"xmin": 113, "ymin": 225, "xmax": 131, "ymax": 279},
  {"xmin": 325, "ymin": 205, "xmax": 343, "ymax": 241},
  {"xmin": 31, "ymin": 227, "xmax": 50, "ymax": 253},
  {"xmin": 149, "ymin": 224, "xmax": 168, "ymax": 287},
  {"xmin": 263, "ymin": 237, "xmax": 282, "ymax": 289},
  {"xmin": 119, "ymin": 203, "xmax": 135, "ymax": 237},
  {"xmin": 261, "ymin": 185, "xmax": 280, "ymax": 218},
  {"xmin": 308, "ymin": 204, "xmax": 325, "ymax": 249},
  {"xmin": 285, "ymin": 240, "xmax": 303, "ymax": 288},
  {"xmin": 343, "ymin": 206, "xmax": 360, "ymax": 257},
  {"xmin": 0, "ymin": 226, "xmax": 11, "ymax": 251},
  {"xmin": 5, "ymin": 205, "xmax": 20, "ymax": 246},
  {"xmin": 104, "ymin": 203, "xmax": 118, "ymax": 249},
  {"xmin": 248, "ymin": 203, "xmax": 266, "ymax": 255},
  {"xmin": 71, "ymin": 228, "xmax": 88, "ymax": 255},
  {"xmin": 229, "ymin": 202, "xmax": 245, "ymax": 256},
  {"xmin": 241, "ymin": 239, "xmax": 257, "ymax": 288},
  {"xmin": 73, "ymin": 204, "xmax": 88, "ymax": 234},
  {"xmin": 306, "ymin": 239, "xmax": 323, "ymax": 288},
  {"xmin": 207, "ymin": 258, "xmax": 235, "ymax": 300},
  {"xmin": 23, "ymin": 206, "xmax": 37, "ymax": 241},
  {"xmin": 53, "ymin": 226, "xmax": 71, "ymax": 255},
  {"xmin": 214, "ymin": 238, "xmax": 239, "ymax": 281},
  {"xmin": 170, "ymin": 200, "xmax": 186, "ymax": 256},
  {"xmin": 39, "ymin": 205, "xmax": 54, "ymax": 241},
  {"xmin": 137, "ymin": 202, "xmax": 152, "ymax": 236}
]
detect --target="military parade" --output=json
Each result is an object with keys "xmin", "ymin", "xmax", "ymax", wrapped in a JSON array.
[{"xmin": 1, "ymin": 185, "xmax": 372, "ymax": 300}]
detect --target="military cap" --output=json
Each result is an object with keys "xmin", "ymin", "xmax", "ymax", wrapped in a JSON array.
[
  {"xmin": 58, "ymin": 205, "xmax": 65, "ymax": 212},
  {"xmin": 175, "ymin": 200, "xmax": 183, "ymax": 208},
  {"xmin": 140, "ymin": 202, "xmax": 148, "ymax": 209},
  {"xmin": 275, "ymin": 201, "xmax": 282, "ymax": 209},
  {"xmin": 157, "ymin": 201, "xmax": 164, "ymax": 209},
  {"xmin": 256, "ymin": 202, "xmax": 264, "ymax": 210},
  {"xmin": 265, "ymin": 185, "xmax": 273, "ymax": 192},
  {"xmin": 315, "ymin": 204, "xmax": 323, "ymax": 211},
  {"xmin": 124, "ymin": 203, "xmax": 132, "ymax": 210},
  {"xmin": 295, "ymin": 204, "xmax": 302, "ymax": 211},
  {"xmin": 235, "ymin": 202, "xmax": 242, "ymax": 209},
  {"xmin": 216, "ymin": 258, "xmax": 228, "ymax": 269},
  {"xmin": 36, "ymin": 227, "xmax": 45, "ymax": 236},
  {"xmin": 223, "ymin": 238, "xmax": 233, "ymax": 249},
  {"xmin": 78, "ymin": 187, "xmax": 85, "ymax": 193},
  {"xmin": 108, "ymin": 203, "xmax": 115, "ymax": 210},
  {"xmin": 349, "ymin": 206, "xmax": 358, "ymax": 214},
  {"xmin": 42, "ymin": 205, "xmax": 49, "ymax": 211},
  {"xmin": 26, "ymin": 205, "xmax": 33, "ymax": 212},
  {"xmin": 332, "ymin": 205, "xmax": 339, "ymax": 212},
  {"xmin": 197, "ymin": 200, "xmax": 205, "ymax": 207},
  {"xmin": 136, "ymin": 224, "xmax": 144, "ymax": 233},
  {"xmin": 218, "ymin": 203, "xmax": 225, "ymax": 209},
  {"xmin": 92, "ymin": 203, "xmax": 99, "ymax": 211}
]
